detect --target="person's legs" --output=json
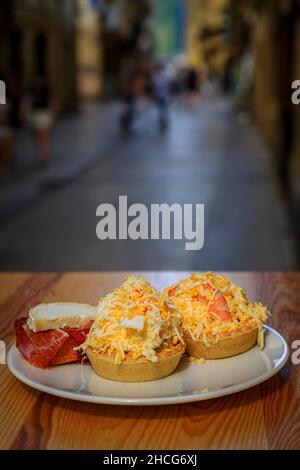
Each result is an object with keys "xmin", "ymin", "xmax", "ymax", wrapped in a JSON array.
[
  {"xmin": 158, "ymin": 98, "xmax": 169, "ymax": 131},
  {"xmin": 0, "ymin": 133, "xmax": 14, "ymax": 172},
  {"xmin": 35, "ymin": 127, "xmax": 50, "ymax": 160},
  {"xmin": 120, "ymin": 94, "xmax": 136, "ymax": 134}
]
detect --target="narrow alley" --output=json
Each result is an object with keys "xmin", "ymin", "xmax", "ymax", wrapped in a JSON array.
[{"xmin": 0, "ymin": 92, "xmax": 295, "ymax": 271}]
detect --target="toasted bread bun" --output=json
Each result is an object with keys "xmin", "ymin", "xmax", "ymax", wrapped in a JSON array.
[
  {"xmin": 27, "ymin": 302, "xmax": 97, "ymax": 332},
  {"xmin": 86, "ymin": 341, "xmax": 184, "ymax": 382},
  {"xmin": 184, "ymin": 325, "xmax": 258, "ymax": 359}
]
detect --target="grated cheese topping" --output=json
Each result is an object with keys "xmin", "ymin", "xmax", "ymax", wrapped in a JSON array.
[
  {"xmin": 188, "ymin": 356, "xmax": 205, "ymax": 365},
  {"xmin": 82, "ymin": 275, "xmax": 183, "ymax": 364},
  {"xmin": 164, "ymin": 272, "xmax": 269, "ymax": 347}
]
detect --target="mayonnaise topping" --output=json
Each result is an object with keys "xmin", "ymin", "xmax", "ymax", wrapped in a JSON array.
[
  {"xmin": 82, "ymin": 275, "xmax": 183, "ymax": 364},
  {"xmin": 164, "ymin": 272, "xmax": 269, "ymax": 345}
]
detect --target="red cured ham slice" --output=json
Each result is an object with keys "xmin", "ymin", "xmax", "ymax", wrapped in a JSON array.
[
  {"xmin": 64, "ymin": 321, "xmax": 93, "ymax": 343},
  {"xmin": 49, "ymin": 335, "xmax": 79, "ymax": 366},
  {"xmin": 50, "ymin": 321, "xmax": 93, "ymax": 366},
  {"xmin": 15, "ymin": 318, "xmax": 93, "ymax": 368},
  {"xmin": 15, "ymin": 318, "xmax": 68, "ymax": 368}
]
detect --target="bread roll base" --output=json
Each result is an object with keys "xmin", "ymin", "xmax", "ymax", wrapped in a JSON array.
[
  {"xmin": 184, "ymin": 326, "xmax": 258, "ymax": 359},
  {"xmin": 86, "ymin": 343, "xmax": 184, "ymax": 382}
]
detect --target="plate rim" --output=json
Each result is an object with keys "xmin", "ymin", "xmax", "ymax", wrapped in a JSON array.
[{"xmin": 7, "ymin": 325, "xmax": 289, "ymax": 406}]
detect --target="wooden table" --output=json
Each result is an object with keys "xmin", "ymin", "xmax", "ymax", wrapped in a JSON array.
[{"xmin": 0, "ymin": 272, "xmax": 299, "ymax": 450}]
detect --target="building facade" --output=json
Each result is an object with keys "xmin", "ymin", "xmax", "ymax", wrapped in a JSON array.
[
  {"xmin": 76, "ymin": 0, "xmax": 103, "ymax": 99},
  {"xmin": 186, "ymin": 0, "xmax": 231, "ymax": 73},
  {"xmin": 0, "ymin": 0, "xmax": 77, "ymax": 111}
]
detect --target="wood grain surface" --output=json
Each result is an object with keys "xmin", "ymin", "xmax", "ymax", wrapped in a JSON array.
[{"xmin": 0, "ymin": 272, "xmax": 299, "ymax": 450}]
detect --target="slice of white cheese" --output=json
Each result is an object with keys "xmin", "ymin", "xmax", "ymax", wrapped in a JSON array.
[
  {"xmin": 27, "ymin": 302, "xmax": 97, "ymax": 332},
  {"xmin": 119, "ymin": 315, "xmax": 145, "ymax": 331}
]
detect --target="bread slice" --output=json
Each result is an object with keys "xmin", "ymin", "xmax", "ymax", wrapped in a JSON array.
[
  {"xmin": 86, "ymin": 342, "xmax": 185, "ymax": 382},
  {"xmin": 184, "ymin": 325, "xmax": 258, "ymax": 359},
  {"xmin": 27, "ymin": 302, "xmax": 97, "ymax": 332}
]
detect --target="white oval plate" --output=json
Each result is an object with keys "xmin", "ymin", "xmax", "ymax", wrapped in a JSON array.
[{"xmin": 7, "ymin": 325, "xmax": 288, "ymax": 406}]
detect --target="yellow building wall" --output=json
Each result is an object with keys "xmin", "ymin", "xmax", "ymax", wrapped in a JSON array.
[
  {"xmin": 76, "ymin": 0, "xmax": 103, "ymax": 99},
  {"xmin": 252, "ymin": 6, "xmax": 281, "ymax": 150},
  {"xmin": 76, "ymin": 31, "xmax": 103, "ymax": 98},
  {"xmin": 186, "ymin": 0, "xmax": 230, "ymax": 71},
  {"xmin": 291, "ymin": 18, "xmax": 300, "ymax": 191}
]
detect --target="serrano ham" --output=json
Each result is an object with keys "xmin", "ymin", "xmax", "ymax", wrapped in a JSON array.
[{"xmin": 15, "ymin": 318, "xmax": 93, "ymax": 368}]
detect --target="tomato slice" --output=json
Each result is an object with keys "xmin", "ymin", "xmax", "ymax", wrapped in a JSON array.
[
  {"xmin": 193, "ymin": 283, "xmax": 214, "ymax": 302},
  {"xmin": 203, "ymin": 283, "xmax": 214, "ymax": 293},
  {"xmin": 210, "ymin": 294, "xmax": 232, "ymax": 321},
  {"xmin": 193, "ymin": 293, "xmax": 207, "ymax": 303},
  {"xmin": 168, "ymin": 286, "xmax": 177, "ymax": 297}
]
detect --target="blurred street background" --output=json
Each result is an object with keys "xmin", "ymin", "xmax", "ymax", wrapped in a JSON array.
[{"xmin": 0, "ymin": 0, "xmax": 299, "ymax": 271}]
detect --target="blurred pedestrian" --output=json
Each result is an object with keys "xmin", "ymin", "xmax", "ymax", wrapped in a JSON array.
[
  {"xmin": 151, "ymin": 62, "xmax": 170, "ymax": 131},
  {"xmin": 120, "ymin": 63, "xmax": 146, "ymax": 134},
  {"xmin": 185, "ymin": 66, "xmax": 199, "ymax": 101},
  {"xmin": 0, "ymin": 106, "xmax": 14, "ymax": 173},
  {"xmin": 23, "ymin": 75, "xmax": 56, "ymax": 162},
  {"xmin": 0, "ymin": 73, "xmax": 14, "ymax": 173}
]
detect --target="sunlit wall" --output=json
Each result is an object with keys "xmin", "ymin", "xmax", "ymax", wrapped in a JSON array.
[
  {"xmin": 186, "ymin": 0, "xmax": 230, "ymax": 71},
  {"xmin": 76, "ymin": 0, "xmax": 103, "ymax": 99}
]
